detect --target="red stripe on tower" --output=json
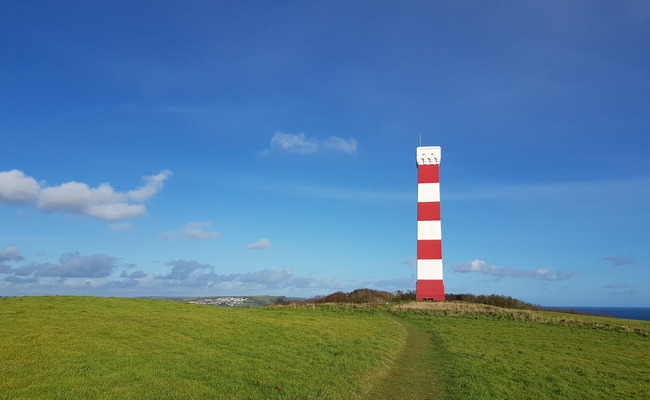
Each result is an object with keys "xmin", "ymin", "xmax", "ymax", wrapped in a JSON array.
[
  {"xmin": 416, "ymin": 146, "xmax": 445, "ymax": 301},
  {"xmin": 418, "ymin": 202, "xmax": 440, "ymax": 221}
]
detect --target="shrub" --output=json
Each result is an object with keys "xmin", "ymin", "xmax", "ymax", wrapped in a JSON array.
[
  {"xmin": 394, "ymin": 290, "xmax": 416, "ymax": 301},
  {"xmin": 302, "ymin": 289, "xmax": 399, "ymax": 304}
]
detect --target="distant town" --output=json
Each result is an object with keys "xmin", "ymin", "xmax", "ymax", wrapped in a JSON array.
[{"xmin": 187, "ymin": 297, "xmax": 252, "ymax": 307}]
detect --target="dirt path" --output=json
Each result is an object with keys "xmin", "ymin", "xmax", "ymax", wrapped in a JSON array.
[{"xmin": 364, "ymin": 312, "xmax": 444, "ymax": 400}]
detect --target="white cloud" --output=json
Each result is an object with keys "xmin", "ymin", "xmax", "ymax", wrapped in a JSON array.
[
  {"xmin": 0, "ymin": 170, "xmax": 40, "ymax": 204},
  {"xmin": 269, "ymin": 132, "xmax": 319, "ymax": 154},
  {"xmin": 159, "ymin": 221, "xmax": 222, "ymax": 240},
  {"xmin": 0, "ymin": 169, "xmax": 171, "ymax": 221},
  {"xmin": 263, "ymin": 132, "xmax": 357, "ymax": 155},
  {"xmin": 126, "ymin": 170, "xmax": 172, "ymax": 202},
  {"xmin": 244, "ymin": 238, "xmax": 271, "ymax": 250},
  {"xmin": 452, "ymin": 259, "xmax": 577, "ymax": 281},
  {"xmin": 38, "ymin": 181, "xmax": 146, "ymax": 220}
]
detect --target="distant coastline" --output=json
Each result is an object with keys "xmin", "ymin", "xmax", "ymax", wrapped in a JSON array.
[{"xmin": 550, "ymin": 307, "xmax": 650, "ymax": 321}]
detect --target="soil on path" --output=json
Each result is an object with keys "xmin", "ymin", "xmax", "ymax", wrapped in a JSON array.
[{"xmin": 364, "ymin": 312, "xmax": 444, "ymax": 400}]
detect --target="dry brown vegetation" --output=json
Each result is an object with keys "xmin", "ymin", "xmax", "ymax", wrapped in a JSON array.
[{"xmin": 393, "ymin": 301, "xmax": 650, "ymax": 336}]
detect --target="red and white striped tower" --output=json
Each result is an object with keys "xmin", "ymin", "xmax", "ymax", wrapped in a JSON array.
[{"xmin": 416, "ymin": 146, "xmax": 445, "ymax": 301}]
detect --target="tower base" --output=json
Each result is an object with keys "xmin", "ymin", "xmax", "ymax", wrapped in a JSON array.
[{"xmin": 416, "ymin": 280, "xmax": 445, "ymax": 301}]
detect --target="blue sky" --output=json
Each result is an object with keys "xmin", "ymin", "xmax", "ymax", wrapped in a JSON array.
[{"xmin": 1, "ymin": 1, "xmax": 648, "ymax": 306}]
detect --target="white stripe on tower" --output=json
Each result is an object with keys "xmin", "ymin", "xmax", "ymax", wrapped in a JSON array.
[{"xmin": 416, "ymin": 146, "xmax": 445, "ymax": 301}]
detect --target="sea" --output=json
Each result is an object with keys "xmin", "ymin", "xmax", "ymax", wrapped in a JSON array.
[{"xmin": 550, "ymin": 307, "xmax": 650, "ymax": 321}]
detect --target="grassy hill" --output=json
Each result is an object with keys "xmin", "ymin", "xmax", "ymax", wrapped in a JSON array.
[{"xmin": 1, "ymin": 296, "xmax": 648, "ymax": 399}]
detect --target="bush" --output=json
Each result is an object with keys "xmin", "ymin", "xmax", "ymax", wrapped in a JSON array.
[
  {"xmin": 302, "ymin": 289, "xmax": 400, "ymax": 304},
  {"xmin": 273, "ymin": 296, "xmax": 291, "ymax": 305},
  {"xmin": 301, "ymin": 289, "xmax": 538, "ymax": 310},
  {"xmin": 394, "ymin": 290, "xmax": 416, "ymax": 301}
]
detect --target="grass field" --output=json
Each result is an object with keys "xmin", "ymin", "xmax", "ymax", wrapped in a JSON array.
[
  {"xmin": 392, "ymin": 302, "xmax": 650, "ymax": 400},
  {"xmin": 1, "ymin": 296, "xmax": 649, "ymax": 399},
  {"xmin": 0, "ymin": 296, "xmax": 404, "ymax": 400}
]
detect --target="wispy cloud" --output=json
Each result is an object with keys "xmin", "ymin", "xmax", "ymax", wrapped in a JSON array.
[
  {"xmin": 159, "ymin": 221, "xmax": 222, "ymax": 240},
  {"xmin": 262, "ymin": 132, "xmax": 357, "ymax": 155},
  {"xmin": 108, "ymin": 222, "xmax": 133, "ymax": 231},
  {"xmin": 244, "ymin": 238, "xmax": 271, "ymax": 250},
  {"xmin": 401, "ymin": 258, "xmax": 416, "ymax": 268},
  {"xmin": 161, "ymin": 260, "xmax": 213, "ymax": 280},
  {"xmin": 452, "ymin": 259, "xmax": 577, "ymax": 281},
  {"xmin": 446, "ymin": 177, "xmax": 650, "ymax": 207},
  {"xmin": 600, "ymin": 256, "xmax": 636, "ymax": 267},
  {"xmin": 0, "ymin": 169, "xmax": 172, "ymax": 221},
  {"xmin": 603, "ymin": 284, "xmax": 637, "ymax": 296},
  {"xmin": 216, "ymin": 173, "xmax": 410, "ymax": 204},
  {"xmin": 373, "ymin": 277, "xmax": 414, "ymax": 290},
  {"xmin": 321, "ymin": 136, "xmax": 357, "ymax": 153},
  {"xmin": 283, "ymin": 182, "xmax": 409, "ymax": 202}
]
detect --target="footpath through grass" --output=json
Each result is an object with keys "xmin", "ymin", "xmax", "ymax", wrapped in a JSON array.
[
  {"xmin": 0, "ymin": 296, "xmax": 404, "ymax": 400},
  {"xmin": 363, "ymin": 312, "xmax": 443, "ymax": 400}
]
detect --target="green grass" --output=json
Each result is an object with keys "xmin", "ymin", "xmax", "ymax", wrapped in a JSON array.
[
  {"xmin": 0, "ymin": 296, "xmax": 404, "ymax": 400},
  {"xmin": 2, "ymin": 297, "xmax": 649, "ymax": 399},
  {"xmin": 364, "ymin": 312, "xmax": 445, "ymax": 399},
  {"xmin": 392, "ymin": 302, "xmax": 650, "ymax": 399}
]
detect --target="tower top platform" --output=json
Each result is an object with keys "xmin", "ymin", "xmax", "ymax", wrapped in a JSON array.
[{"xmin": 416, "ymin": 146, "xmax": 441, "ymax": 165}]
